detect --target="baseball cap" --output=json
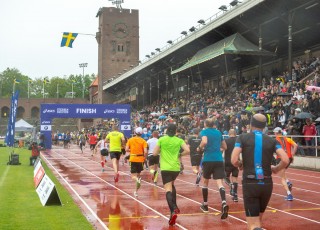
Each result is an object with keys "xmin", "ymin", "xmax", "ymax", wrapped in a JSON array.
[
  {"xmin": 143, "ymin": 128, "xmax": 148, "ymax": 134},
  {"xmin": 273, "ymin": 127, "xmax": 282, "ymax": 133},
  {"xmin": 295, "ymin": 108, "xmax": 301, "ymax": 112},
  {"xmin": 135, "ymin": 127, "xmax": 143, "ymax": 134}
]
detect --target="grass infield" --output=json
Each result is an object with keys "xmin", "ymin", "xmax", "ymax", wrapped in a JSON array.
[{"xmin": 0, "ymin": 146, "xmax": 93, "ymax": 230}]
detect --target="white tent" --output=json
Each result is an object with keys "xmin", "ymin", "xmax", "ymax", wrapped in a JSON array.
[{"xmin": 15, "ymin": 119, "xmax": 34, "ymax": 132}]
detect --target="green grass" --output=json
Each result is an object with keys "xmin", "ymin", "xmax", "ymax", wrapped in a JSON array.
[{"xmin": 0, "ymin": 146, "xmax": 93, "ymax": 230}]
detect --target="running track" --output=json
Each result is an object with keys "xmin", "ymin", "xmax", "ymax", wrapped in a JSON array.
[{"xmin": 41, "ymin": 144, "xmax": 320, "ymax": 230}]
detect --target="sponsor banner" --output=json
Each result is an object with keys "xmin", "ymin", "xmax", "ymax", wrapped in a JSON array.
[
  {"xmin": 36, "ymin": 175, "xmax": 59, "ymax": 206},
  {"xmin": 34, "ymin": 163, "xmax": 45, "ymax": 188},
  {"xmin": 41, "ymin": 125, "xmax": 51, "ymax": 131},
  {"xmin": 41, "ymin": 104, "xmax": 130, "ymax": 118},
  {"xmin": 121, "ymin": 125, "xmax": 131, "ymax": 131}
]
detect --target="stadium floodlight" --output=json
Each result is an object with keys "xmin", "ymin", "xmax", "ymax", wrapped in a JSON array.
[
  {"xmin": 145, "ymin": 55, "xmax": 151, "ymax": 58},
  {"xmin": 181, "ymin": 31, "xmax": 188, "ymax": 36},
  {"xmin": 230, "ymin": 0, "xmax": 241, "ymax": 6},
  {"xmin": 197, "ymin": 19, "xmax": 205, "ymax": 25},
  {"xmin": 167, "ymin": 40, "xmax": 173, "ymax": 44},
  {"xmin": 151, "ymin": 52, "xmax": 155, "ymax": 56},
  {"xmin": 155, "ymin": 48, "xmax": 161, "ymax": 52},
  {"xmin": 189, "ymin": 26, "xmax": 196, "ymax": 32},
  {"xmin": 219, "ymin": 5, "xmax": 228, "ymax": 11}
]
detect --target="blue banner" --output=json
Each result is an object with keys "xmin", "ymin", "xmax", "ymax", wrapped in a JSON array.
[
  {"xmin": 5, "ymin": 91, "xmax": 20, "ymax": 147},
  {"xmin": 40, "ymin": 103, "xmax": 131, "ymax": 149}
]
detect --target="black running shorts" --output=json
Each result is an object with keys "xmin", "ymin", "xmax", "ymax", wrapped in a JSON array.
[
  {"xmin": 110, "ymin": 151, "xmax": 122, "ymax": 160},
  {"xmin": 190, "ymin": 155, "xmax": 202, "ymax": 166},
  {"xmin": 148, "ymin": 155, "xmax": 159, "ymax": 166},
  {"xmin": 130, "ymin": 162, "xmax": 144, "ymax": 174},
  {"xmin": 225, "ymin": 165, "xmax": 239, "ymax": 178},
  {"xmin": 161, "ymin": 171, "xmax": 180, "ymax": 185},
  {"xmin": 100, "ymin": 149, "xmax": 109, "ymax": 157},
  {"xmin": 276, "ymin": 157, "xmax": 293, "ymax": 169},
  {"xmin": 242, "ymin": 179, "xmax": 273, "ymax": 217},
  {"xmin": 202, "ymin": 161, "xmax": 225, "ymax": 180}
]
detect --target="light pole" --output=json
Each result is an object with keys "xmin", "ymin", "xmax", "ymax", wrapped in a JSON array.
[{"xmin": 79, "ymin": 63, "xmax": 88, "ymax": 99}]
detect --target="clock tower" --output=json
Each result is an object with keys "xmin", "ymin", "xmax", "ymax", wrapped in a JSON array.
[{"xmin": 96, "ymin": 7, "xmax": 139, "ymax": 104}]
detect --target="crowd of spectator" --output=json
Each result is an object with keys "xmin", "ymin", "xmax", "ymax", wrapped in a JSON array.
[{"xmin": 130, "ymin": 56, "xmax": 320, "ymax": 156}]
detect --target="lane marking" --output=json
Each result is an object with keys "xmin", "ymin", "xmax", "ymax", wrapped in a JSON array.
[
  {"xmin": 41, "ymin": 153, "xmax": 109, "ymax": 230},
  {"xmin": 43, "ymin": 150, "xmax": 189, "ymax": 230}
]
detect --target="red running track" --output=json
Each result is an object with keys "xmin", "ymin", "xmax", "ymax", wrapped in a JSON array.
[{"xmin": 41, "ymin": 144, "xmax": 320, "ymax": 230}]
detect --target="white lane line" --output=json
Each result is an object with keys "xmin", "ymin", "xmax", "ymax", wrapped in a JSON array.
[
  {"xmin": 43, "ymin": 150, "xmax": 188, "ymax": 230},
  {"xmin": 41, "ymin": 153, "xmax": 109, "ymax": 230},
  {"xmin": 175, "ymin": 177, "xmax": 320, "ymax": 225},
  {"xmin": 0, "ymin": 166, "xmax": 10, "ymax": 187}
]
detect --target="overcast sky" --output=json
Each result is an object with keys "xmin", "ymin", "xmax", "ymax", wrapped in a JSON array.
[{"xmin": 0, "ymin": 0, "xmax": 232, "ymax": 79}]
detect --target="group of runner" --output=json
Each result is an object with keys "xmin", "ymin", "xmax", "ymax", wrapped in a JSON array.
[{"xmin": 80, "ymin": 114, "xmax": 295, "ymax": 229}]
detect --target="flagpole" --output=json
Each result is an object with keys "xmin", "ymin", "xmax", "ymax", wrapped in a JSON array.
[
  {"xmin": 57, "ymin": 83, "xmax": 58, "ymax": 98},
  {"xmin": 42, "ymin": 80, "xmax": 45, "ymax": 99},
  {"xmin": 28, "ymin": 80, "xmax": 30, "ymax": 99},
  {"xmin": 12, "ymin": 80, "xmax": 15, "ymax": 96}
]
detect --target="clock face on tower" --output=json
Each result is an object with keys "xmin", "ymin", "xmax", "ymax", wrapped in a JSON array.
[{"xmin": 112, "ymin": 22, "xmax": 129, "ymax": 39}]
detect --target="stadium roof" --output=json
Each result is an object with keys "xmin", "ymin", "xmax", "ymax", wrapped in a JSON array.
[{"xmin": 171, "ymin": 33, "xmax": 275, "ymax": 75}]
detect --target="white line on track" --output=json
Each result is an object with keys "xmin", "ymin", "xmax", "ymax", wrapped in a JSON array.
[
  {"xmin": 43, "ymin": 150, "xmax": 189, "ymax": 230},
  {"xmin": 41, "ymin": 153, "xmax": 109, "ymax": 230}
]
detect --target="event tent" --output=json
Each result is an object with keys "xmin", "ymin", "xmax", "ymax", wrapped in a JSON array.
[{"xmin": 15, "ymin": 119, "xmax": 34, "ymax": 132}]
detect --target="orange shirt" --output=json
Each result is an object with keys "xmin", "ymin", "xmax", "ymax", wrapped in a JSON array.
[
  {"xmin": 126, "ymin": 136, "xmax": 147, "ymax": 163},
  {"xmin": 275, "ymin": 136, "xmax": 296, "ymax": 158}
]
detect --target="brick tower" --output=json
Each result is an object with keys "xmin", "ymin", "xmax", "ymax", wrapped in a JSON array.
[{"xmin": 96, "ymin": 7, "xmax": 139, "ymax": 104}]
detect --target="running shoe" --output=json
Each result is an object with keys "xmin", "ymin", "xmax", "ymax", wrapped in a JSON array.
[
  {"xmin": 136, "ymin": 177, "xmax": 141, "ymax": 190},
  {"xmin": 200, "ymin": 204, "xmax": 209, "ymax": 213},
  {"xmin": 134, "ymin": 191, "xmax": 138, "ymax": 197},
  {"xmin": 224, "ymin": 177, "xmax": 231, "ymax": 187},
  {"xmin": 114, "ymin": 173, "xmax": 119, "ymax": 183},
  {"xmin": 168, "ymin": 213, "xmax": 177, "ymax": 226},
  {"xmin": 153, "ymin": 171, "xmax": 159, "ymax": 183},
  {"xmin": 232, "ymin": 194, "xmax": 238, "ymax": 202},
  {"xmin": 168, "ymin": 209, "xmax": 179, "ymax": 226},
  {"xmin": 196, "ymin": 171, "xmax": 202, "ymax": 186},
  {"xmin": 221, "ymin": 202, "xmax": 229, "ymax": 219},
  {"xmin": 287, "ymin": 182, "xmax": 293, "ymax": 192},
  {"xmin": 285, "ymin": 194, "xmax": 293, "ymax": 201},
  {"xmin": 101, "ymin": 168, "xmax": 105, "ymax": 172}
]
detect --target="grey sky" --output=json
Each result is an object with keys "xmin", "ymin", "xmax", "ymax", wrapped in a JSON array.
[{"xmin": 0, "ymin": 0, "xmax": 231, "ymax": 79}]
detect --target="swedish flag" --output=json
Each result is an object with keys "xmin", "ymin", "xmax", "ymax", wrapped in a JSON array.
[
  {"xmin": 60, "ymin": 32, "xmax": 78, "ymax": 48},
  {"xmin": 14, "ymin": 79, "xmax": 20, "ymax": 84}
]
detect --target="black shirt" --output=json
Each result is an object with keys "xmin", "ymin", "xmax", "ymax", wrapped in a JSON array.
[
  {"xmin": 187, "ymin": 135, "xmax": 202, "ymax": 156},
  {"xmin": 235, "ymin": 133, "xmax": 280, "ymax": 178},
  {"xmin": 224, "ymin": 136, "xmax": 236, "ymax": 166}
]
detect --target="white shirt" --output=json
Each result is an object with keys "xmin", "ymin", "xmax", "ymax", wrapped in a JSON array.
[
  {"xmin": 147, "ymin": 137, "xmax": 158, "ymax": 156},
  {"xmin": 98, "ymin": 140, "xmax": 109, "ymax": 150}
]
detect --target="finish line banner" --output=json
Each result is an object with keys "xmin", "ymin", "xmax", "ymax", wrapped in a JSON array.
[{"xmin": 40, "ymin": 104, "xmax": 131, "ymax": 149}]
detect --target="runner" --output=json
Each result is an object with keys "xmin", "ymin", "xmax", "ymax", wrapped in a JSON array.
[
  {"xmin": 147, "ymin": 130, "xmax": 160, "ymax": 184},
  {"xmin": 125, "ymin": 127, "xmax": 148, "ymax": 197},
  {"xmin": 153, "ymin": 123, "xmax": 190, "ymax": 226},
  {"xmin": 78, "ymin": 132, "xmax": 86, "ymax": 153},
  {"xmin": 224, "ymin": 129, "xmax": 239, "ymax": 202},
  {"xmin": 106, "ymin": 125, "xmax": 126, "ymax": 182},
  {"xmin": 95, "ymin": 133, "xmax": 109, "ymax": 172},
  {"xmin": 89, "ymin": 132, "xmax": 98, "ymax": 156},
  {"xmin": 186, "ymin": 128, "xmax": 203, "ymax": 185},
  {"xmin": 198, "ymin": 118, "xmax": 229, "ymax": 219},
  {"xmin": 273, "ymin": 127, "xmax": 298, "ymax": 201}
]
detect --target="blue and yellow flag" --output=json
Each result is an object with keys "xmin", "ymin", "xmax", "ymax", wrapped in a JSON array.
[
  {"xmin": 60, "ymin": 32, "xmax": 78, "ymax": 48},
  {"xmin": 14, "ymin": 79, "xmax": 20, "ymax": 84}
]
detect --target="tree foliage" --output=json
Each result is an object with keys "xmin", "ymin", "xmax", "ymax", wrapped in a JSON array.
[{"xmin": 0, "ymin": 68, "xmax": 96, "ymax": 99}]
